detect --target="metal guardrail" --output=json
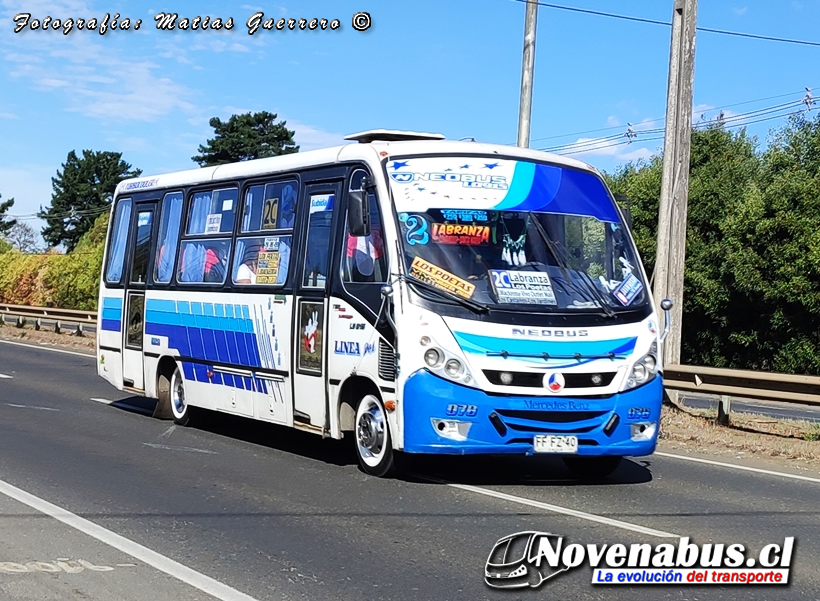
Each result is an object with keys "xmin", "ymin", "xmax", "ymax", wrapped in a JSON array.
[
  {"xmin": 0, "ymin": 303, "xmax": 97, "ymax": 335},
  {"xmin": 664, "ymin": 363, "xmax": 820, "ymax": 423}
]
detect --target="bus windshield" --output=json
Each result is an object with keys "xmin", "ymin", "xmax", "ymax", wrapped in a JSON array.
[{"xmin": 387, "ymin": 156, "xmax": 648, "ymax": 312}]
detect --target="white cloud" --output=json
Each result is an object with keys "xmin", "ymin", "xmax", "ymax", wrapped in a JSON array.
[
  {"xmin": 4, "ymin": 53, "xmax": 43, "ymax": 63},
  {"xmin": 38, "ymin": 78, "xmax": 70, "ymax": 88},
  {"xmin": 557, "ymin": 135, "xmax": 655, "ymax": 163},
  {"xmin": 733, "ymin": 7, "xmax": 748, "ymax": 15},
  {"xmin": 240, "ymin": 4, "xmax": 263, "ymax": 10},
  {"xmin": 230, "ymin": 43, "xmax": 250, "ymax": 53},
  {"xmin": 3, "ymin": 31, "xmax": 199, "ymax": 122},
  {"xmin": 0, "ymin": 112, "xmax": 19, "ymax": 119},
  {"xmin": 104, "ymin": 136, "xmax": 151, "ymax": 153},
  {"xmin": 606, "ymin": 115, "xmax": 620, "ymax": 127},
  {"xmin": 287, "ymin": 120, "xmax": 347, "ymax": 151}
]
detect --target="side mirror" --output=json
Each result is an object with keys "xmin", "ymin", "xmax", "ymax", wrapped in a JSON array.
[
  {"xmin": 613, "ymin": 194, "xmax": 633, "ymax": 230},
  {"xmin": 660, "ymin": 298, "xmax": 673, "ymax": 342},
  {"xmin": 622, "ymin": 207, "xmax": 633, "ymax": 230},
  {"xmin": 347, "ymin": 189, "xmax": 371, "ymax": 237}
]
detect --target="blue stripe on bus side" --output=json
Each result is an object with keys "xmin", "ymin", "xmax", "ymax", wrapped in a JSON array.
[
  {"xmin": 101, "ymin": 319, "xmax": 121, "ymax": 332},
  {"xmin": 102, "ymin": 297, "xmax": 122, "ymax": 309},
  {"xmin": 144, "ymin": 299, "xmax": 273, "ymax": 392},
  {"xmin": 100, "ymin": 297, "xmax": 123, "ymax": 331}
]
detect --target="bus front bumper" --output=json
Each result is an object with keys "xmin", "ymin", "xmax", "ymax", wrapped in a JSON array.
[{"xmin": 401, "ymin": 370, "xmax": 663, "ymax": 456}]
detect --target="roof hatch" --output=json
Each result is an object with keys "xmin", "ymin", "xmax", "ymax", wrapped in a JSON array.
[{"xmin": 343, "ymin": 129, "xmax": 446, "ymax": 143}]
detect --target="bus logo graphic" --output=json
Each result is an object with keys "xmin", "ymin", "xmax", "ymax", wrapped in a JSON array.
[
  {"xmin": 390, "ymin": 173, "xmax": 414, "ymax": 183},
  {"xmin": 485, "ymin": 531, "xmax": 570, "ymax": 589},
  {"xmin": 546, "ymin": 373, "xmax": 564, "ymax": 392}
]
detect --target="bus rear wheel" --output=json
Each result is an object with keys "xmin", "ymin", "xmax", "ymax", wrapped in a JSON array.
[
  {"xmin": 170, "ymin": 366, "xmax": 193, "ymax": 426},
  {"xmin": 354, "ymin": 394, "xmax": 396, "ymax": 478},
  {"xmin": 562, "ymin": 456, "xmax": 622, "ymax": 479}
]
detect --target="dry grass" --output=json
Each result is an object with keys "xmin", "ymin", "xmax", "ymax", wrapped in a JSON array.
[
  {"xmin": 0, "ymin": 323, "xmax": 95, "ymax": 353},
  {"xmin": 660, "ymin": 399, "xmax": 820, "ymax": 469}
]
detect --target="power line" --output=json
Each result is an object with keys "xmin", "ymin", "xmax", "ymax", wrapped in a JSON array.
[
  {"xmin": 528, "ymin": 86, "xmax": 818, "ymax": 144},
  {"xmin": 549, "ymin": 105, "xmax": 811, "ymax": 157},
  {"xmin": 507, "ymin": 0, "xmax": 820, "ymax": 47},
  {"xmin": 539, "ymin": 98, "xmax": 807, "ymax": 153}
]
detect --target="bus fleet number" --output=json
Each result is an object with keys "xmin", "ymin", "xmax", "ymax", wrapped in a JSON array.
[{"xmin": 445, "ymin": 404, "xmax": 478, "ymax": 417}]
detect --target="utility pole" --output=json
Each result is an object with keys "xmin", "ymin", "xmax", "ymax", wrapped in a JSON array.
[
  {"xmin": 517, "ymin": 0, "xmax": 538, "ymax": 148},
  {"xmin": 654, "ymin": 0, "xmax": 698, "ymax": 367}
]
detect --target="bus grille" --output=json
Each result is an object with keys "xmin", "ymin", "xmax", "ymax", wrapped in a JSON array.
[{"xmin": 378, "ymin": 339, "xmax": 396, "ymax": 381}]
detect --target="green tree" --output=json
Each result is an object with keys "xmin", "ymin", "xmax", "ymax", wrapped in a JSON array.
[
  {"xmin": 0, "ymin": 192, "xmax": 16, "ymax": 237},
  {"xmin": 39, "ymin": 150, "xmax": 141, "ymax": 252},
  {"xmin": 606, "ymin": 122, "xmax": 761, "ymax": 368},
  {"xmin": 721, "ymin": 112, "xmax": 820, "ymax": 374},
  {"xmin": 192, "ymin": 111, "xmax": 299, "ymax": 167}
]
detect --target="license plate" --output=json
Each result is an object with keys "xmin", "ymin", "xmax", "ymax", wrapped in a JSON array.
[{"xmin": 533, "ymin": 435, "xmax": 578, "ymax": 454}]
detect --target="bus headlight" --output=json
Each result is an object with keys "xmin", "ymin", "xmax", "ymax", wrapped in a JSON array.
[
  {"xmin": 624, "ymin": 343, "xmax": 659, "ymax": 390},
  {"xmin": 424, "ymin": 348, "xmax": 443, "ymax": 368},
  {"xmin": 444, "ymin": 359, "xmax": 464, "ymax": 378},
  {"xmin": 419, "ymin": 337, "xmax": 477, "ymax": 388}
]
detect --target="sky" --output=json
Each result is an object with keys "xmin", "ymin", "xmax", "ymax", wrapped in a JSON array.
[{"xmin": 1, "ymin": 0, "xmax": 819, "ymax": 242}]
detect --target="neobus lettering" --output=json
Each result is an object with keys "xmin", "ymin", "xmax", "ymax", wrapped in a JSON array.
[{"xmin": 512, "ymin": 328, "xmax": 589, "ymax": 337}]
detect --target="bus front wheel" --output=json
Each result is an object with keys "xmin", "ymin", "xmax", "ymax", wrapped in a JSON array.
[
  {"xmin": 562, "ymin": 456, "xmax": 622, "ymax": 479},
  {"xmin": 170, "ymin": 366, "xmax": 193, "ymax": 426},
  {"xmin": 354, "ymin": 394, "xmax": 396, "ymax": 478}
]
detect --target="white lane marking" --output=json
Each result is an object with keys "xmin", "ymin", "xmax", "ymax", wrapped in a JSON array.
[
  {"xmin": 0, "ymin": 373, "xmax": 13, "ymax": 379},
  {"xmin": 6, "ymin": 403, "xmax": 59, "ymax": 412},
  {"xmin": 90, "ymin": 397, "xmax": 152, "ymax": 416},
  {"xmin": 0, "ymin": 477, "xmax": 260, "ymax": 601},
  {"xmin": 0, "ymin": 339, "xmax": 94, "ymax": 358},
  {"xmin": 655, "ymin": 452, "xmax": 820, "ymax": 485},
  {"xmin": 418, "ymin": 476, "xmax": 678, "ymax": 538},
  {"xmin": 142, "ymin": 443, "xmax": 218, "ymax": 455}
]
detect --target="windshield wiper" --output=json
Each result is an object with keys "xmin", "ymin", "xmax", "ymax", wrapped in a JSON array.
[
  {"xmin": 403, "ymin": 274, "xmax": 489, "ymax": 314},
  {"xmin": 528, "ymin": 215, "xmax": 616, "ymax": 318}
]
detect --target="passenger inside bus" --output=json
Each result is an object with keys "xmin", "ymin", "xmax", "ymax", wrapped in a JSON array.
[{"xmin": 236, "ymin": 247, "xmax": 259, "ymax": 284}]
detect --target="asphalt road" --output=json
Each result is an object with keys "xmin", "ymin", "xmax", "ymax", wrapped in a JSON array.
[{"xmin": 0, "ymin": 340, "xmax": 818, "ymax": 600}]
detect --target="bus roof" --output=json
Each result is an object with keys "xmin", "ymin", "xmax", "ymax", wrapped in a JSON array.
[{"xmin": 113, "ymin": 136, "xmax": 600, "ymax": 197}]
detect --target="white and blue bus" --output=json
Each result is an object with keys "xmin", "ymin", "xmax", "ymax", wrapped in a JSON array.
[{"xmin": 97, "ymin": 129, "xmax": 672, "ymax": 478}]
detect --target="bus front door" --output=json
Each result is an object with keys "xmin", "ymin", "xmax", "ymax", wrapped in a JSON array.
[
  {"xmin": 291, "ymin": 183, "xmax": 341, "ymax": 431},
  {"xmin": 122, "ymin": 201, "xmax": 158, "ymax": 391}
]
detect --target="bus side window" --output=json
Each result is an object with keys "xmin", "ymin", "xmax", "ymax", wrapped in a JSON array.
[
  {"xmin": 187, "ymin": 188, "xmax": 238, "ymax": 235},
  {"xmin": 343, "ymin": 192, "xmax": 387, "ymax": 284},
  {"xmin": 232, "ymin": 236, "xmax": 292, "ymax": 286},
  {"xmin": 154, "ymin": 192, "xmax": 183, "ymax": 284},
  {"xmin": 242, "ymin": 180, "xmax": 298, "ymax": 233},
  {"xmin": 178, "ymin": 239, "xmax": 231, "ymax": 284},
  {"xmin": 105, "ymin": 198, "xmax": 132, "ymax": 284},
  {"xmin": 302, "ymin": 194, "xmax": 334, "ymax": 289}
]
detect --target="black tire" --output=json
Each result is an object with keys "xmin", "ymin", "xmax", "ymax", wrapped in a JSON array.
[
  {"xmin": 353, "ymin": 394, "xmax": 397, "ymax": 477},
  {"xmin": 169, "ymin": 365, "xmax": 193, "ymax": 426},
  {"xmin": 562, "ymin": 456, "xmax": 622, "ymax": 479}
]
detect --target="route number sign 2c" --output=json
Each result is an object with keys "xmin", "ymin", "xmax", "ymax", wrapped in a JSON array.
[{"xmin": 262, "ymin": 197, "xmax": 279, "ymax": 230}]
